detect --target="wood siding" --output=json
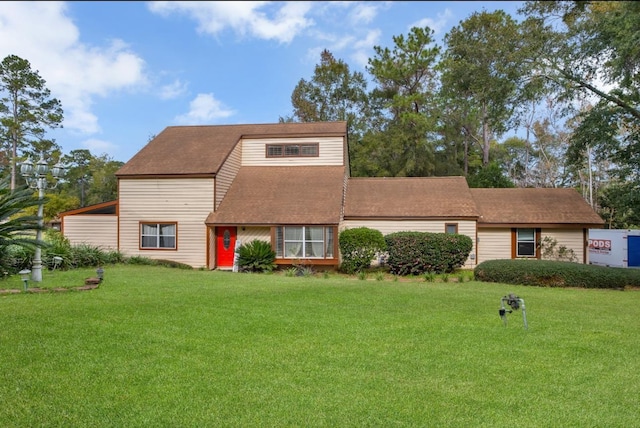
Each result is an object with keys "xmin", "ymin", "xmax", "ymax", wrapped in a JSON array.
[
  {"xmin": 340, "ymin": 219, "xmax": 477, "ymax": 269},
  {"xmin": 236, "ymin": 227, "xmax": 271, "ymax": 247},
  {"xmin": 542, "ymin": 229, "xmax": 586, "ymax": 263},
  {"xmin": 119, "ymin": 178, "xmax": 215, "ymax": 268},
  {"xmin": 477, "ymin": 228, "xmax": 587, "ymax": 264},
  {"xmin": 241, "ymin": 137, "xmax": 344, "ymax": 166},
  {"xmin": 476, "ymin": 228, "xmax": 512, "ymax": 264},
  {"xmin": 62, "ymin": 215, "xmax": 118, "ymax": 250},
  {"xmin": 216, "ymin": 143, "xmax": 242, "ymax": 210}
]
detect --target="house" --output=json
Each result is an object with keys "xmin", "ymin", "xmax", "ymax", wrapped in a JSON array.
[
  {"xmin": 59, "ymin": 200, "xmax": 118, "ymax": 250},
  {"xmin": 60, "ymin": 121, "xmax": 604, "ymax": 269}
]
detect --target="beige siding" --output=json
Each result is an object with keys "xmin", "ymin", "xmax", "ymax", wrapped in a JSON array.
[
  {"xmin": 63, "ymin": 215, "xmax": 118, "ymax": 250},
  {"xmin": 476, "ymin": 228, "xmax": 587, "ymax": 264},
  {"xmin": 216, "ymin": 143, "xmax": 242, "ymax": 210},
  {"xmin": 476, "ymin": 228, "xmax": 512, "ymax": 264},
  {"xmin": 340, "ymin": 219, "xmax": 477, "ymax": 269},
  {"xmin": 119, "ymin": 178, "xmax": 215, "ymax": 268},
  {"xmin": 241, "ymin": 137, "xmax": 344, "ymax": 166},
  {"xmin": 542, "ymin": 229, "xmax": 586, "ymax": 263},
  {"xmin": 236, "ymin": 227, "xmax": 271, "ymax": 247}
]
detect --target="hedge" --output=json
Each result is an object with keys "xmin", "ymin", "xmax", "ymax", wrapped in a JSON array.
[{"xmin": 474, "ymin": 259, "xmax": 640, "ymax": 289}]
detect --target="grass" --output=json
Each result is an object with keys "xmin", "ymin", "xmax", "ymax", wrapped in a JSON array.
[{"xmin": 1, "ymin": 265, "xmax": 639, "ymax": 427}]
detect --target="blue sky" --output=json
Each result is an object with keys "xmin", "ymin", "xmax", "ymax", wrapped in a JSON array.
[{"xmin": 0, "ymin": 1, "xmax": 525, "ymax": 163}]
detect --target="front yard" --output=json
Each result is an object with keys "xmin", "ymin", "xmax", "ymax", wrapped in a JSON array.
[{"xmin": 1, "ymin": 265, "xmax": 638, "ymax": 427}]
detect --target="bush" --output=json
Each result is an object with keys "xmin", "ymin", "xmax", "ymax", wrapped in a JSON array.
[
  {"xmin": 68, "ymin": 244, "xmax": 107, "ymax": 268},
  {"xmin": 126, "ymin": 256, "xmax": 158, "ymax": 266},
  {"xmin": 41, "ymin": 229, "xmax": 72, "ymax": 269},
  {"xmin": 339, "ymin": 227, "xmax": 386, "ymax": 274},
  {"xmin": 474, "ymin": 259, "xmax": 640, "ymax": 289},
  {"xmin": 237, "ymin": 239, "xmax": 276, "ymax": 273},
  {"xmin": 0, "ymin": 244, "xmax": 33, "ymax": 276},
  {"xmin": 385, "ymin": 231, "xmax": 473, "ymax": 275},
  {"xmin": 155, "ymin": 259, "xmax": 194, "ymax": 269}
]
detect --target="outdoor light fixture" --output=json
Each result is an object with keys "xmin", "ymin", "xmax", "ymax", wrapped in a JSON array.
[
  {"xmin": 19, "ymin": 269, "xmax": 31, "ymax": 291},
  {"xmin": 52, "ymin": 256, "xmax": 63, "ymax": 270},
  {"xmin": 20, "ymin": 153, "xmax": 67, "ymax": 283},
  {"xmin": 96, "ymin": 267, "xmax": 104, "ymax": 282}
]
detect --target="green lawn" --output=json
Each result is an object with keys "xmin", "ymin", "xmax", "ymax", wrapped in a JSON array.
[{"xmin": 1, "ymin": 265, "xmax": 639, "ymax": 427}]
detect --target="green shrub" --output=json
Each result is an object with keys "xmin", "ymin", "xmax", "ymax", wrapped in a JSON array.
[
  {"xmin": 237, "ymin": 239, "xmax": 276, "ymax": 273},
  {"xmin": 102, "ymin": 250, "xmax": 127, "ymax": 265},
  {"xmin": 41, "ymin": 229, "xmax": 72, "ymax": 269},
  {"xmin": 0, "ymin": 228, "xmax": 126, "ymax": 274},
  {"xmin": 384, "ymin": 231, "xmax": 473, "ymax": 275},
  {"xmin": 68, "ymin": 244, "xmax": 106, "ymax": 268},
  {"xmin": 474, "ymin": 259, "xmax": 640, "ymax": 289},
  {"xmin": 284, "ymin": 267, "xmax": 298, "ymax": 277},
  {"xmin": 126, "ymin": 256, "xmax": 157, "ymax": 265},
  {"xmin": 299, "ymin": 266, "xmax": 314, "ymax": 277},
  {"xmin": 155, "ymin": 259, "xmax": 194, "ymax": 270},
  {"xmin": 339, "ymin": 227, "xmax": 386, "ymax": 274},
  {"xmin": 0, "ymin": 244, "xmax": 33, "ymax": 276}
]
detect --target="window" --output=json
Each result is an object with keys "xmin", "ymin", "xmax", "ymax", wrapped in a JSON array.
[
  {"xmin": 140, "ymin": 222, "xmax": 176, "ymax": 249},
  {"xmin": 516, "ymin": 228, "xmax": 536, "ymax": 257},
  {"xmin": 445, "ymin": 223, "xmax": 458, "ymax": 234},
  {"xmin": 275, "ymin": 226, "xmax": 334, "ymax": 259},
  {"xmin": 266, "ymin": 143, "xmax": 319, "ymax": 158}
]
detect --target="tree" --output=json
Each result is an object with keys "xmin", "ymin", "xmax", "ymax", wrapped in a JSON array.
[
  {"xmin": 61, "ymin": 150, "xmax": 123, "ymax": 208},
  {"xmin": 440, "ymin": 10, "xmax": 535, "ymax": 166},
  {"xmin": 520, "ymin": 1, "xmax": 640, "ymax": 224},
  {"xmin": 0, "ymin": 55, "xmax": 63, "ymax": 190},
  {"xmin": 84, "ymin": 154, "xmax": 122, "ymax": 205},
  {"xmin": 281, "ymin": 49, "xmax": 369, "ymax": 147},
  {"xmin": 358, "ymin": 26, "xmax": 441, "ymax": 177},
  {"xmin": 466, "ymin": 162, "xmax": 515, "ymax": 188},
  {"xmin": 62, "ymin": 149, "xmax": 92, "ymax": 207},
  {"xmin": 521, "ymin": 1, "xmax": 640, "ymax": 120},
  {"xmin": 433, "ymin": 90, "xmax": 484, "ymax": 177}
]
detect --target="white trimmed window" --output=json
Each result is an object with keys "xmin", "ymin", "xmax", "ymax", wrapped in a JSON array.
[
  {"xmin": 140, "ymin": 223, "xmax": 176, "ymax": 249},
  {"xmin": 275, "ymin": 226, "xmax": 334, "ymax": 258}
]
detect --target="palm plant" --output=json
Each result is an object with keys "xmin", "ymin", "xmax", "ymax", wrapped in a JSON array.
[
  {"xmin": 0, "ymin": 177, "xmax": 46, "ymax": 275},
  {"xmin": 237, "ymin": 239, "xmax": 276, "ymax": 273}
]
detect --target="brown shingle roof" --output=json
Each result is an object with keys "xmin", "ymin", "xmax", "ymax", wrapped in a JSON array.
[
  {"xmin": 116, "ymin": 122, "xmax": 347, "ymax": 176},
  {"xmin": 470, "ymin": 188, "xmax": 604, "ymax": 226},
  {"xmin": 206, "ymin": 166, "xmax": 346, "ymax": 225},
  {"xmin": 344, "ymin": 176, "xmax": 479, "ymax": 219}
]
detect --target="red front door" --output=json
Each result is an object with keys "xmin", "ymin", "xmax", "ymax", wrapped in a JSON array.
[{"xmin": 216, "ymin": 226, "xmax": 237, "ymax": 268}]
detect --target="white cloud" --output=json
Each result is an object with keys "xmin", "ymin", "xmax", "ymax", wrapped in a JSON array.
[
  {"xmin": 81, "ymin": 138, "xmax": 118, "ymax": 155},
  {"xmin": 148, "ymin": 1, "xmax": 314, "ymax": 44},
  {"xmin": 349, "ymin": 3, "xmax": 378, "ymax": 25},
  {"xmin": 0, "ymin": 2, "xmax": 148, "ymax": 135},
  {"xmin": 410, "ymin": 8, "xmax": 453, "ymax": 35},
  {"xmin": 174, "ymin": 93, "xmax": 236, "ymax": 125},
  {"xmin": 159, "ymin": 79, "xmax": 189, "ymax": 100},
  {"xmin": 351, "ymin": 29, "xmax": 381, "ymax": 68}
]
